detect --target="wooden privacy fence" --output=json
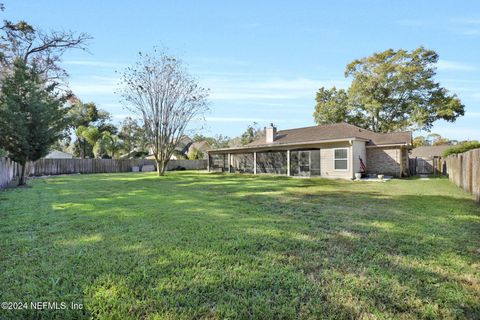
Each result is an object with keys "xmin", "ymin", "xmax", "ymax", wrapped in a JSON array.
[
  {"xmin": 409, "ymin": 157, "xmax": 447, "ymax": 176},
  {"xmin": 445, "ymin": 148, "xmax": 480, "ymax": 203},
  {"xmin": 0, "ymin": 158, "xmax": 207, "ymax": 189},
  {"xmin": 0, "ymin": 158, "xmax": 21, "ymax": 189}
]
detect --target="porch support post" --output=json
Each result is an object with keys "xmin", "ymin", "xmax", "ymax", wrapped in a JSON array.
[
  {"xmin": 207, "ymin": 152, "xmax": 210, "ymax": 172},
  {"xmin": 228, "ymin": 153, "xmax": 231, "ymax": 173},
  {"xmin": 287, "ymin": 149, "xmax": 291, "ymax": 176},
  {"xmin": 253, "ymin": 152, "xmax": 257, "ymax": 174},
  {"xmin": 399, "ymin": 147, "xmax": 404, "ymax": 177}
]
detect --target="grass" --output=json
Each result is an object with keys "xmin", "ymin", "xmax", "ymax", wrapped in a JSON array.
[{"xmin": 0, "ymin": 171, "xmax": 479, "ymax": 319}]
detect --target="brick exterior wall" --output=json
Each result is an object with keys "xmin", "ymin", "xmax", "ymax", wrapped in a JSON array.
[{"xmin": 366, "ymin": 147, "xmax": 401, "ymax": 177}]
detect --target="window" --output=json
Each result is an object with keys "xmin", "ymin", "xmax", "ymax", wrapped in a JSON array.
[{"xmin": 334, "ymin": 148, "xmax": 348, "ymax": 170}]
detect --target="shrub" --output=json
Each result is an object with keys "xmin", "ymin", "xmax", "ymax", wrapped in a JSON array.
[
  {"xmin": 187, "ymin": 147, "xmax": 204, "ymax": 160},
  {"xmin": 443, "ymin": 141, "xmax": 480, "ymax": 157}
]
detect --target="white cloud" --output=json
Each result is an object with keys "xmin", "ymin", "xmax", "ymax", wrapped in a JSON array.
[
  {"xmin": 396, "ymin": 19, "xmax": 431, "ymax": 27},
  {"xmin": 63, "ymin": 60, "xmax": 127, "ymax": 68},
  {"xmin": 471, "ymin": 93, "xmax": 480, "ymax": 101},
  {"xmin": 205, "ymin": 77, "xmax": 348, "ymax": 101},
  {"xmin": 189, "ymin": 56, "xmax": 250, "ymax": 67},
  {"xmin": 112, "ymin": 114, "xmax": 140, "ymax": 120},
  {"xmin": 450, "ymin": 18, "xmax": 480, "ymax": 25},
  {"xmin": 205, "ymin": 117, "xmax": 305, "ymax": 124},
  {"xmin": 101, "ymin": 103, "xmax": 123, "ymax": 109},
  {"xmin": 69, "ymin": 76, "xmax": 119, "ymax": 96},
  {"xmin": 466, "ymin": 111, "xmax": 480, "ymax": 117},
  {"xmin": 206, "ymin": 117, "xmax": 267, "ymax": 123},
  {"xmin": 437, "ymin": 60, "xmax": 477, "ymax": 72},
  {"xmin": 432, "ymin": 127, "xmax": 480, "ymax": 139}
]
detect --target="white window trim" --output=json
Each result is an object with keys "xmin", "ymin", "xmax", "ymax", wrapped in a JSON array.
[{"xmin": 333, "ymin": 148, "xmax": 349, "ymax": 171}]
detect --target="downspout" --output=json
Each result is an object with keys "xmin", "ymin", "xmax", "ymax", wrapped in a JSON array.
[
  {"xmin": 287, "ymin": 150, "xmax": 291, "ymax": 176},
  {"xmin": 349, "ymin": 139, "xmax": 354, "ymax": 179}
]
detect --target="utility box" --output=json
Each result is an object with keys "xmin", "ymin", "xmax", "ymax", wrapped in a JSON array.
[{"xmin": 141, "ymin": 164, "xmax": 155, "ymax": 172}]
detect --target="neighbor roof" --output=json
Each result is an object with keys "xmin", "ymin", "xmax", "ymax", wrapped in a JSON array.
[
  {"xmin": 410, "ymin": 145, "xmax": 451, "ymax": 157},
  {"xmin": 44, "ymin": 150, "xmax": 74, "ymax": 159},
  {"xmin": 246, "ymin": 123, "xmax": 411, "ymax": 147},
  {"xmin": 188, "ymin": 141, "xmax": 211, "ymax": 152}
]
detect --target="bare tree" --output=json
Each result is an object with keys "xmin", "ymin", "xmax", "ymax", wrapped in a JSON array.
[
  {"xmin": 0, "ymin": 12, "xmax": 91, "ymax": 81},
  {"xmin": 118, "ymin": 50, "xmax": 209, "ymax": 176}
]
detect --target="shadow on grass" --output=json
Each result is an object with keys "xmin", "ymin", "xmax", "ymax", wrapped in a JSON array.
[{"xmin": 0, "ymin": 172, "xmax": 479, "ymax": 319}]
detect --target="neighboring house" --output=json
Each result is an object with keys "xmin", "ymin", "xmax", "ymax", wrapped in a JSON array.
[
  {"xmin": 144, "ymin": 136, "xmax": 211, "ymax": 160},
  {"xmin": 186, "ymin": 141, "xmax": 211, "ymax": 159},
  {"xmin": 410, "ymin": 145, "xmax": 450, "ymax": 175},
  {"xmin": 208, "ymin": 123, "xmax": 412, "ymax": 179},
  {"xmin": 44, "ymin": 150, "xmax": 75, "ymax": 159},
  {"xmin": 119, "ymin": 148, "xmax": 149, "ymax": 159}
]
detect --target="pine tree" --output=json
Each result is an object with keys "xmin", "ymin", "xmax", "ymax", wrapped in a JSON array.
[{"xmin": 0, "ymin": 60, "xmax": 67, "ymax": 185}]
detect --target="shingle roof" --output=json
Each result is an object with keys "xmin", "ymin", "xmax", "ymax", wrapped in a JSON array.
[
  {"xmin": 188, "ymin": 141, "xmax": 211, "ymax": 153},
  {"xmin": 410, "ymin": 145, "xmax": 450, "ymax": 157},
  {"xmin": 44, "ymin": 150, "xmax": 75, "ymax": 159},
  {"xmin": 246, "ymin": 123, "xmax": 411, "ymax": 147}
]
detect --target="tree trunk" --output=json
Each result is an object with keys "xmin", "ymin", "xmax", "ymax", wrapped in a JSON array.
[
  {"xmin": 18, "ymin": 161, "xmax": 27, "ymax": 186},
  {"xmin": 156, "ymin": 159, "xmax": 165, "ymax": 176},
  {"xmin": 81, "ymin": 140, "xmax": 85, "ymax": 159}
]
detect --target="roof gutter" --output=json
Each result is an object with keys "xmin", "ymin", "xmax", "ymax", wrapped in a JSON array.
[{"xmin": 366, "ymin": 143, "xmax": 411, "ymax": 148}]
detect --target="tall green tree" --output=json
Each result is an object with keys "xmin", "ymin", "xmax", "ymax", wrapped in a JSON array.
[
  {"xmin": 240, "ymin": 122, "xmax": 264, "ymax": 145},
  {"xmin": 412, "ymin": 136, "xmax": 427, "ymax": 148},
  {"xmin": 313, "ymin": 87, "xmax": 353, "ymax": 125},
  {"xmin": 313, "ymin": 47, "xmax": 465, "ymax": 133},
  {"xmin": 100, "ymin": 131, "xmax": 123, "ymax": 158},
  {"xmin": 192, "ymin": 133, "xmax": 230, "ymax": 149},
  {"xmin": 0, "ymin": 60, "xmax": 67, "ymax": 185},
  {"xmin": 426, "ymin": 133, "xmax": 452, "ymax": 146},
  {"xmin": 67, "ymin": 100, "xmax": 112, "ymax": 158},
  {"xmin": 118, "ymin": 116, "xmax": 147, "ymax": 154}
]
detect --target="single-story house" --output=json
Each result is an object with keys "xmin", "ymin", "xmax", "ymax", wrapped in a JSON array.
[
  {"xmin": 409, "ymin": 145, "xmax": 451, "ymax": 175},
  {"xmin": 44, "ymin": 150, "xmax": 75, "ymax": 159},
  {"xmin": 208, "ymin": 123, "xmax": 412, "ymax": 179}
]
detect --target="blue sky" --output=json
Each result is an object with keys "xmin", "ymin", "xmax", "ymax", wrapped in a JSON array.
[{"xmin": 4, "ymin": 0, "xmax": 480, "ymax": 140}]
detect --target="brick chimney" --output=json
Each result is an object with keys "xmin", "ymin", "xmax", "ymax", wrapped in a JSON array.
[{"xmin": 266, "ymin": 123, "xmax": 277, "ymax": 143}]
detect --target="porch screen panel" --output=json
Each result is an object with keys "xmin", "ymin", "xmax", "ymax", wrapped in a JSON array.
[
  {"xmin": 209, "ymin": 154, "xmax": 228, "ymax": 172},
  {"xmin": 256, "ymin": 151, "xmax": 287, "ymax": 175},
  {"xmin": 289, "ymin": 149, "xmax": 320, "ymax": 176},
  {"xmin": 290, "ymin": 151, "xmax": 299, "ymax": 176},
  {"xmin": 231, "ymin": 153, "xmax": 254, "ymax": 173},
  {"xmin": 311, "ymin": 149, "xmax": 321, "ymax": 176}
]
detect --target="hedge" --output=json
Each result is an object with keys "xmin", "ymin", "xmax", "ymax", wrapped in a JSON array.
[{"xmin": 443, "ymin": 141, "xmax": 480, "ymax": 157}]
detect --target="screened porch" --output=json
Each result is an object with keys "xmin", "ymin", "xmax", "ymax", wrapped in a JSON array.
[{"xmin": 208, "ymin": 149, "xmax": 322, "ymax": 177}]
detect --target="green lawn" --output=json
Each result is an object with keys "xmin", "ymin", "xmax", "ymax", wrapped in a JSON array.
[{"xmin": 0, "ymin": 172, "xmax": 479, "ymax": 319}]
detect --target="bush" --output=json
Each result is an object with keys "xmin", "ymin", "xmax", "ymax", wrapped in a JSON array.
[
  {"xmin": 187, "ymin": 148, "xmax": 204, "ymax": 160},
  {"xmin": 443, "ymin": 141, "xmax": 480, "ymax": 157}
]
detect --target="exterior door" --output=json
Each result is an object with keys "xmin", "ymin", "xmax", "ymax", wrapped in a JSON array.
[{"xmin": 298, "ymin": 151, "xmax": 310, "ymax": 176}]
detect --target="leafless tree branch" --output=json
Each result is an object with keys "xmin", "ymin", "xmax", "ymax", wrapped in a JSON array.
[{"xmin": 117, "ymin": 50, "xmax": 209, "ymax": 175}]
